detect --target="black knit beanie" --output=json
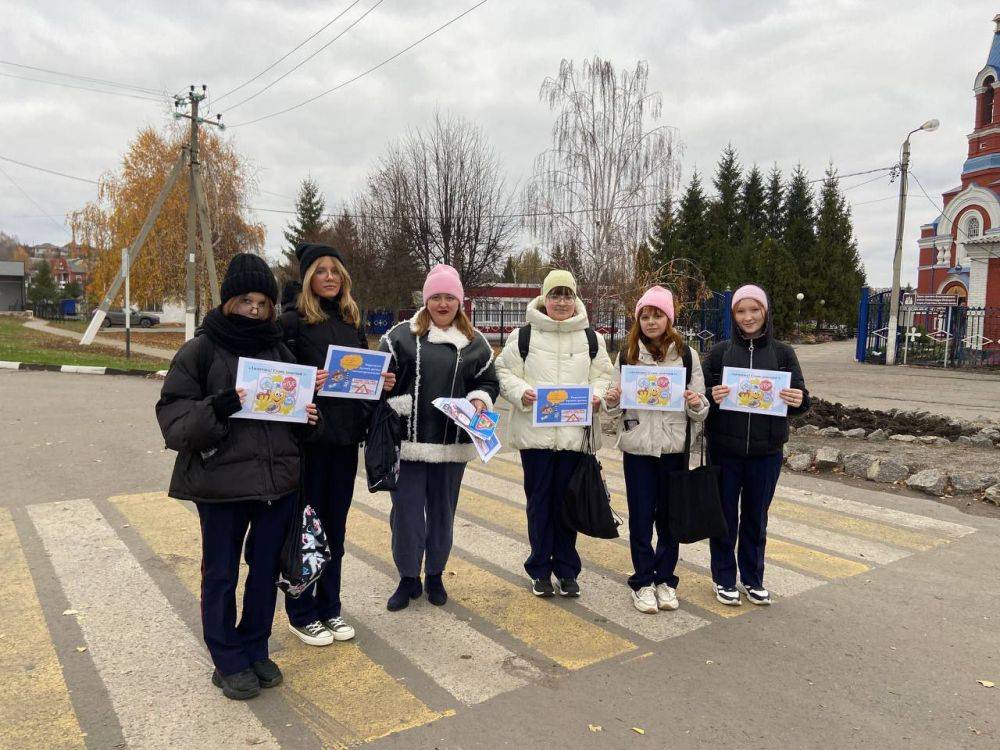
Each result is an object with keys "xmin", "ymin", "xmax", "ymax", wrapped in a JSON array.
[
  {"xmin": 295, "ymin": 242, "xmax": 345, "ymax": 281},
  {"xmin": 220, "ymin": 253, "xmax": 278, "ymax": 304}
]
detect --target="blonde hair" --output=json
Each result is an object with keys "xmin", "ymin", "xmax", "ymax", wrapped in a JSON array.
[
  {"xmin": 413, "ymin": 306, "xmax": 476, "ymax": 340},
  {"xmin": 299, "ymin": 256, "xmax": 361, "ymax": 327},
  {"xmin": 221, "ymin": 295, "xmax": 276, "ymax": 322},
  {"xmin": 622, "ymin": 307, "xmax": 685, "ymax": 365}
]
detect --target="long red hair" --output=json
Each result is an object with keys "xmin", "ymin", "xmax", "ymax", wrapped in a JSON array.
[{"xmin": 622, "ymin": 307, "xmax": 686, "ymax": 365}]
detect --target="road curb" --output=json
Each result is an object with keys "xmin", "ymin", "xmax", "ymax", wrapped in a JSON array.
[{"xmin": 0, "ymin": 360, "xmax": 167, "ymax": 379}]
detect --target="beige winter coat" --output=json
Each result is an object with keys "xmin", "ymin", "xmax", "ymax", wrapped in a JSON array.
[
  {"xmin": 495, "ymin": 296, "xmax": 614, "ymax": 452},
  {"xmin": 607, "ymin": 340, "xmax": 710, "ymax": 457}
]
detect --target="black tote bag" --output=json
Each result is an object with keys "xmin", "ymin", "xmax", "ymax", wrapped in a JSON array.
[
  {"xmin": 365, "ymin": 396, "xmax": 404, "ymax": 492},
  {"xmin": 660, "ymin": 423, "xmax": 727, "ymax": 544},
  {"xmin": 562, "ymin": 426, "xmax": 621, "ymax": 539}
]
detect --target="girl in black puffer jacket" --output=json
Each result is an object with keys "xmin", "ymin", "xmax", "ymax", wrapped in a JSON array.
[
  {"xmin": 156, "ymin": 253, "xmax": 319, "ymax": 701},
  {"xmin": 702, "ymin": 284, "xmax": 809, "ymax": 608},
  {"xmin": 279, "ymin": 242, "xmax": 395, "ymax": 648}
]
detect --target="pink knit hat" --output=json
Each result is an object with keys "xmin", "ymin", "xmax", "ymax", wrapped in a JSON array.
[
  {"xmin": 635, "ymin": 285, "xmax": 675, "ymax": 323},
  {"xmin": 422, "ymin": 264, "xmax": 464, "ymax": 304},
  {"xmin": 731, "ymin": 284, "xmax": 769, "ymax": 311}
]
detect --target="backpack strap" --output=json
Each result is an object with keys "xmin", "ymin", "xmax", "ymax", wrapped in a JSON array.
[
  {"xmin": 681, "ymin": 343, "xmax": 693, "ymax": 464},
  {"xmin": 195, "ymin": 333, "xmax": 215, "ymax": 396},
  {"xmin": 517, "ymin": 324, "xmax": 531, "ymax": 361},
  {"xmin": 584, "ymin": 327, "xmax": 598, "ymax": 360}
]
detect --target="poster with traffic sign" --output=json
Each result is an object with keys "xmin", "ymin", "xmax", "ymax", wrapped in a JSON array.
[
  {"xmin": 319, "ymin": 345, "xmax": 390, "ymax": 400},
  {"xmin": 532, "ymin": 385, "xmax": 593, "ymax": 427}
]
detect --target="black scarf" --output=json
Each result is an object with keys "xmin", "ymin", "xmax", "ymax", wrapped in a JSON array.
[
  {"xmin": 319, "ymin": 295, "xmax": 342, "ymax": 317},
  {"xmin": 202, "ymin": 307, "xmax": 284, "ymax": 357}
]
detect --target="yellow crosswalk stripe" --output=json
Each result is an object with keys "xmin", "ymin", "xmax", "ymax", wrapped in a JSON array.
[
  {"xmin": 0, "ymin": 508, "xmax": 86, "ymax": 750},
  {"xmin": 347, "ymin": 508, "xmax": 635, "ymax": 669},
  {"xmin": 110, "ymin": 492, "xmax": 443, "ymax": 747},
  {"xmin": 770, "ymin": 499, "xmax": 943, "ymax": 551},
  {"xmin": 458, "ymin": 488, "xmax": 746, "ymax": 619},
  {"xmin": 765, "ymin": 538, "xmax": 870, "ymax": 579}
]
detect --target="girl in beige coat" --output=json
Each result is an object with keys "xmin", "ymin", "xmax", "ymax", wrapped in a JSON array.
[{"xmin": 605, "ymin": 286, "xmax": 709, "ymax": 614}]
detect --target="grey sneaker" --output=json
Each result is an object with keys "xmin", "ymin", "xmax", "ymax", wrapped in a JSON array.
[
  {"xmin": 323, "ymin": 616, "xmax": 356, "ymax": 641},
  {"xmin": 713, "ymin": 583, "xmax": 741, "ymax": 606},
  {"xmin": 738, "ymin": 582, "xmax": 771, "ymax": 605},
  {"xmin": 288, "ymin": 620, "xmax": 335, "ymax": 646}
]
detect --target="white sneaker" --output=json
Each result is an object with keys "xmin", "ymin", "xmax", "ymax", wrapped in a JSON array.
[
  {"xmin": 323, "ymin": 616, "xmax": 356, "ymax": 641},
  {"xmin": 737, "ymin": 582, "xmax": 771, "ymax": 606},
  {"xmin": 631, "ymin": 585, "xmax": 658, "ymax": 614},
  {"xmin": 654, "ymin": 584, "xmax": 679, "ymax": 611},
  {"xmin": 713, "ymin": 583, "xmax": 741, "ymax": 606},
  {"xmin": 288, "ymin": 620, "xmax": 335, "ymax": 646}
]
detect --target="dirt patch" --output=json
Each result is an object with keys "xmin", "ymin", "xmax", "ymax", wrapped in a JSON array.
[{"xmin": 790, "ymin": 397, "xmax": 982, "ymax": 438}]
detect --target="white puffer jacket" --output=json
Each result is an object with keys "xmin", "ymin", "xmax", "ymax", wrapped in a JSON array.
[
  {"xmin": 607, "ymin": 340, "xmax": 710, "ymax": 457},
  {"xmin": 496, "ymin": 296, "xmax": 614, "ymax": 451}
]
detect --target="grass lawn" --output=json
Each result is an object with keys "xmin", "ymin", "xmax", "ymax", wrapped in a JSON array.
[{"xmin": 0, "ymin": 318, "xmax": 169, "ymax": 371}]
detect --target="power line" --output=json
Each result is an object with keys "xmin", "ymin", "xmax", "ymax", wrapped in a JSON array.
[
  {"xmin": 212, "ymin": 0, "xmax": 365, "ymax": 105},
  {"xmin": 806, "ymin": 165, "xmax": 896, "ymax": 186},
  {"xmin": 0, "ymin": 72, "xmax": 166, "ymax": 102},
  {"xmin": 0, "ymin": 164, "xmax": 64, "ymax": 231},
  {"xmin": 0, "ymin": 155, "xmax": 100, "ymax": 185},
  {"xmin": 0, "ymin": 59, "xmax": 165, "ymax": 96},
  {"xmin": 230, "ymin": 0, "xmax": 492, "ymax": 128},
  {"xmin": 221, "ymin": 0, "xmax": 388, "ymax": 114}
]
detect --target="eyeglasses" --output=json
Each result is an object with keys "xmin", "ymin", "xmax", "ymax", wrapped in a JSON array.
[
  {"xmin": 546, "ymin": 291, "xmax": 575, "ymax": 302},
  {"xmin": 238, "ymin": 298, "xmax": 265, "ymax": 311}
]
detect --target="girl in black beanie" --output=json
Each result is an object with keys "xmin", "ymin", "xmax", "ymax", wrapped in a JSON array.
[
  {"xmin": 280, "ymin": 242, "xmax": 395, "ymax": 646},
  {"xmin": 156, "ymin": 252, "xmax": 319, "ymax": 701}
]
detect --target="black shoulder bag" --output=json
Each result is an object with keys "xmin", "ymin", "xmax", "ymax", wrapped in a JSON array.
[
  {"xmin": 561, "ymin": 425, "xmax": 621, "ymax": 539},
  {"xmin": 658, "ymin": 346, "xmax": 728, "ymax": 544}
]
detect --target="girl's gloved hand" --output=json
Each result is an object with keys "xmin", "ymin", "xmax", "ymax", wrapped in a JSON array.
[{"xmin": 212, "ymin": 388, "xmax": 244, "ymax": 419}]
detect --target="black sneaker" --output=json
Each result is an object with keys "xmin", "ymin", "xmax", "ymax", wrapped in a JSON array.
[
  {"xmin": 557, "ymin": 578, "xmax": 580, "ymax": 597},
  {"xmin": 738, "ymin": 582, "xmax": 771, "ymax": 606},
  {"xmin": 251, "ymin": 659, "xmax": 282, "ymax": 688},
  {"xmin": 212, "ymin": 668, "xmax": 260, "ymax": 700},
  {"xmin": 531, "ymin": 576, "xmax": 555, "ymax": 597},
  {"xmin": 713, "ymin": 582, "xmax": 741, "ymax": 606}
]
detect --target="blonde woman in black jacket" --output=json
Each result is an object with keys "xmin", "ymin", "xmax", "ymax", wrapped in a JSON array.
[{"xmin": 156, "ymin": 254, "xmax": 319, "ymax": 701}]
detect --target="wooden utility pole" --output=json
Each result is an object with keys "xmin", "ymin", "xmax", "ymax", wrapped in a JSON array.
[{"xmin": 81, "ymin": 85, "xmax": 225, "ymax": 346}]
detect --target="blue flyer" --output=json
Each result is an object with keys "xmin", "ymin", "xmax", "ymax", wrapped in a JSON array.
[
  {"xmin": 319, "ymin": 345, "xmax": 390, "ymax": 401},
  {"xmin": 532, "ymin": 385, "xmax": 593, "ymax": 427}
]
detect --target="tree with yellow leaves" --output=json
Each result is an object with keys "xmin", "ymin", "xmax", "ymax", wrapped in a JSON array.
[{"xmin": 71, "ymin": 125, "xmax": 265, "ymax": 309}]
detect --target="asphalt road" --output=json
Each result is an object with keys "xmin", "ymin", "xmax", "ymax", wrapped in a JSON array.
[{"xmin": 2, "ymin": 370, "xmax": 998, "ymax": 749}]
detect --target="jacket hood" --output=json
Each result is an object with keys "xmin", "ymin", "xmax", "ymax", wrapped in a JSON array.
[
  {"xmin": 730, "ymin": 292, "xmax": 773, "ymax": 346},
  {"xmin": 526, "ymin": 295, "xmax": 590, "ymax": 333}
]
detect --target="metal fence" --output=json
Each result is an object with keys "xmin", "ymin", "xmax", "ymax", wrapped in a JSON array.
[{"xmin": 857, "ymin": 287, "xmax": 1000, "ymax": 368}]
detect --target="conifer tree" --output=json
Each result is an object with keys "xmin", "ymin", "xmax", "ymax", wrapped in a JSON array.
[
  {"xmin": 674, "ymin": 171, "xmax": 711, "ymax": 283},
  {"xmin": 763, "ymin": 165, "xmax": 786, "ymax": 242},
  {"xmin": 705, "ymin": 145, "xmax": 743, "ymax": 289},
  {"xmin": 500, "ymin": 255, "xmax": 517, "ymax": 283},
  {"xmin": 736, "ymin": 165, "xmax": 766, "ymax": 281},
  {"xmin": 649, "ymin": 191, "xmax": 682, "ymax": 269},
  {"xmin": 279, "ymin": 178, "xmax": 328, "ymax": 282},
  {"xmin": 815, "ymin": 166, "xmax": 866, "ymax": 327},
  {"xmin": 782, "ymin": 165, "xmax": 816, "ymax": 317}
]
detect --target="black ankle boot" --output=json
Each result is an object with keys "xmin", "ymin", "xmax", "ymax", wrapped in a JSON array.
[
  {"xmin": 425, "ymin": 573, "xmax": 447, "ymax": 606},
  {"xmin": 387, "ymin": 576, "xmax": 422, "ymax": 611}
]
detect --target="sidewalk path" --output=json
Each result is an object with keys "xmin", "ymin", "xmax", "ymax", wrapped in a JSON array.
[
  {"xmin": 793, "ymin": 339, "xmax": 1000, "ymax": 422},
  {"xmin": 23, "ymin": 319, "xmax": 176, "ymax": 361}
]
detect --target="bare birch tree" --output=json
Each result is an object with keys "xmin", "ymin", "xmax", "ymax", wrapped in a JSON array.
[
  {"xmin": 524, "ymin": 57, "xmax": 682, "ymax": 302},
  {"xmin": 361, "ymin": 112, "xmax": 518, "ymax": 289}
]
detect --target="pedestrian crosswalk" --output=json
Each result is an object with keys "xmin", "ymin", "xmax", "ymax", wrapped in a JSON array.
[{"xmin": 5, "ymin": 453, "xmax": 978, "ymax": 749}]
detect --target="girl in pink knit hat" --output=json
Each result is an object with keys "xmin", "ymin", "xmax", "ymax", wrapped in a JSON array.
[
  {"xmin": 701, "ymin": 283, "xmax": 810, "ymax": 607},
  {"xmin": 604, "ymin": 286, "xmax": 710, "ymax": 614}
]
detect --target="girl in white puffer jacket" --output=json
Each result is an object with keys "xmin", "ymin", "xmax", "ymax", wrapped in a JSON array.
[
  {"xmin": 495, "ymin": 270, "xmax": 614, "ymax": 599},
  {"xmin": 604, "ymin": 286, "xmax": 710, "ymax": 615}
]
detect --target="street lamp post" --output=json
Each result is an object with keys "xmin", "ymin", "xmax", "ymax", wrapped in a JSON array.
[
  {"xmin": 886, "ymin": 118, "xmax": 939, "ymax": 365},
  {"xmin": 795, "ymin": 292, "xmax": 804, "ymax": 331}
]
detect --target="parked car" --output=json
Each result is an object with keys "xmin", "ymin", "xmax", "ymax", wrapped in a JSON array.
[{"xmin": 96, "ymin": 309, "xmax": 160, "ymax": 328}]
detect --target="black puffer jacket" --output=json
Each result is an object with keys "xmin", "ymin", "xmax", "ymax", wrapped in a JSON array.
[
  {"xmin": 379, "ymin": 312, "xmax": 500, "ymax": 463},
  {"xmin": 156, "ymin": 335, "xmax": 311, "ymax": 504},
  {"xmin": 281, "ymin": 300, "xmax": 372, "ymax": 447},
  {"xmin": 702, "ymin": 313, "xmax": 810, "ymax": 458}
]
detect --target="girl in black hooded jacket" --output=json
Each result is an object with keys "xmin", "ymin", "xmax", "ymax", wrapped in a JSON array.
[
  {"xmin": 279, "ymin": 243, "xmax": 395, "ymax": 647},
  {"xmin": 156, "ymin": 253, "xmax": 319, "ymax": 701},
  {"xmin": 702, "ymin": 284, "xmax": 809, "ymax": 608}
]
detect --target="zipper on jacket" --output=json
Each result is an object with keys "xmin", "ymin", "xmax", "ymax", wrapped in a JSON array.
[
  {"xmin": 443, "ymin": 346, "xmax": 462, "ymax": 447},
  {"xmin": 745, "ymin": 340, "xmax": 754, "ymax": 455}
]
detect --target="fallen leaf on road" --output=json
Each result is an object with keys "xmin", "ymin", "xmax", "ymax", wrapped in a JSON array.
[
  {"xmin": 977, "ymin": 680, "xmax": 994, "ymax": 688},
  {"xmin": 632, "ymin": 727, "xmax": 645, "ymax": 735},
  {"xmin": 62, "ymin": 609, "xmax": 78, "ymax": 616},
  {"xmin": 706, "ymin": 660, "xmax": 714, "ymax": 665},
  {"xmin": 588, "ymin": 725, "xmax": 602, "ymax": 732},
  {"xmin": 75, "ymin": 646, "xmax": 87, "ymax": 652}
]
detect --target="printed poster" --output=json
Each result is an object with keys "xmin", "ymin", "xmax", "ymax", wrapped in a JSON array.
[
  {"xmin": 719, "ymin": 366, "xmax": 792, "ymax": 418},
  {"xmin": 232, "ymin": 357, "xmax": 317, "ymax": 424},
  {"xmin": 432, "ymin": 397, "xmax": 503, "ymax": 463},
  {"xmin": 532, "ymin": 385, "xmax": 593, "ymax": 427},
  {"xmin": 319, "ymin": 345, "xmax": 390, "ymax": 400},
  {"xmin": 620, "ymin": 365, "xmax": 687, "ymax": 412}
]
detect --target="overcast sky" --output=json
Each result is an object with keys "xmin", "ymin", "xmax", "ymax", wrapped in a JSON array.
[{"xmin": 2, "ymin": 0, "xmax": 997, "ymax": 289}]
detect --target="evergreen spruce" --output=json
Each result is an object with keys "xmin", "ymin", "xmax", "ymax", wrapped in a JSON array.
[
  {"xmin": 782, "ymin": 165, "xmax": 816, "ymax": 321},
  {"xmin": 28, "ymin": 260, "xmax": 59, "ymax": 305},
  {"xmin": 764, "ymin": 165, "xmax": 786, "ymax": 242},
  {"xmin": 650, "ymin": 191, "xmax": 681, "ymax": 269},
  {"xmin": 500, "ymin": 255, "xmax": 517, "ymax": 283},
  {"xmin": 815, "ymin": 165, "xmax": 866, "ymax": 328},
  {"xmin": 279, "ymin": 178, "xmax": 328, "ymax": 282},
  {"xmin": 705, "ymin": 145, "xmax": 743, "ymax": 289},
  {"xmin": 736, "ymin": 165, "xmax": 767, "ymax": 280},
  {"xmin": 674, "ymin": 170, "xmax": 711, "ymax": 284}
]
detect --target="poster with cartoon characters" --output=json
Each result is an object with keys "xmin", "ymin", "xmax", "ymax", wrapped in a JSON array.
[
  {"xmin": 232, "ymin": 357, "xmax": 317, "ymax": 424},
  {"xmin": 720, "ymin": 366, "xmax": 791, "ymax": 417},
  {"xmin": 319, "ymin": 345, "xmax": 390, "ymax": 400},
  {"xmin": 532, "ymin": 385, "xmax": 593, "ymax": 427},
  {"xmin": 620, "ymin": 365, "xmax": 687, "ymax": 412}
]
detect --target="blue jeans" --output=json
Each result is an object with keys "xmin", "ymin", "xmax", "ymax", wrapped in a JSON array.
[
  {"xmin": 708, "ymin": 451, "xmax": 783, "ymax": 589},
  {"xmin": 622, "ymin": 451, "xmax": 686, "ymax": 590}
]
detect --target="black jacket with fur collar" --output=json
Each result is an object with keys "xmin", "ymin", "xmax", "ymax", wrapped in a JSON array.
[{"xmin": 379, "ymin": 311, "xmax": 499, "ymax": 463}]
